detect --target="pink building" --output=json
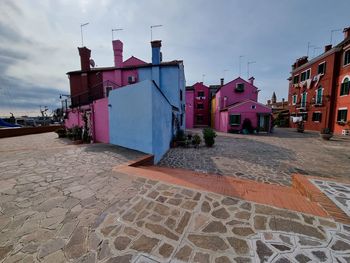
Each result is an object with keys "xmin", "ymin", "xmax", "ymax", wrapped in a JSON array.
[
  {"xmin": 185, "ymin": 82, "xmax": 210, "ymax": 128},
  {"xmin": 214, "ymin": 77, "xmax": 272, "ymax": 133}
]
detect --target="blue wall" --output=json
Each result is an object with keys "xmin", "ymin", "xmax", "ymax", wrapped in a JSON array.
[
  {"xmin": 109, "ymin": 81, "xmax": 153, "ymax": 155},
  {"xmin": 109, "ymin": 79, "xmax": 175, "ymax": 162},
  {"xmin": 138, "ymin": 64, "xmax": 186, "ymax": 130},
  {"xmin": 152, "ymin": 86, "xmax": 173, "ymax": 162}
]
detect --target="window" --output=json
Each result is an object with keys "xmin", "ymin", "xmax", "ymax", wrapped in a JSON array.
[
  {"xmin": 197, "ymin": 91, "xmax": 204, "ymax": 97},
  {"xmin": 318, "ymin": 62, "xmax": 326, "ymax": 74},
  {"xmin": 196, "ymin": 115, "xmax": 203, "ymax": 123},
  {"xmin": 230, "ymin": 114, "xmax": 241, "ymax": 126},
  {"xmin": 340, "ymin": 78, "xmax": 350, "ymax": 96},
  {"xmin": 312, "ymin": 112, "xmax": 322, "ymax": 122},
  {"xmin": 293, "ymin": 75, "xmax": 299, "ymax": 84},
  {"xmin": 301, "ymin": 69, "xmax": 311, "ymax": 81},
  {"xmin": 344, "ymin": 50, "xmax": 350, "ymax": 66},
  {"xmin": 105, "ymin": 86, "xmax": 112, "ymax": 97},
  {"xmin": 197, "ymin": 103, "xmax": 204, "ymax": 109},
  {"xmin": 235, "ymin": 83, "xmax": 245, "ymax": 92},
  {"xmin": 292, "ymin": 95, "xmax": 297, "ymax": 105},
  {"xmin": 128, "ymin": 76, "xmax": 136, "ymax": 84},
  {"xmin": 316, "ymin": 87, "xmax": 323, "ymax": 104},
  {"xmin": 251, "ymin": 105, "xmax": 256, "ymax": 109},
  {"xmin": 301, "ymin": 92, "xmax": 307, "ymax": 108},
  {"xmin": 301, "ymin": 113, "xmax": 308, "ymax": 121},
  {"xmin": 180, "ymin": 90, "xmax": 183, "ymax": 101},
  {"xmin": 337, "ymin": 109, "xmax": 348, "ymax": 123}
]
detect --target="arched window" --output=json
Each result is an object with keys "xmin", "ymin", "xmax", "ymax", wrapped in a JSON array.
[{"xmin": 340, "ymin": 78, "xmax": 350, "ymax": 96}]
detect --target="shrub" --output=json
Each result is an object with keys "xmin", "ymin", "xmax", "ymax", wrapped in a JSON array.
[
  {"xmin": 55, "ymin": 128, "xmax": 66, "ymax": 138},
  {"xmin": 202, "ymin": 127, "xmax": 216, "ymax": 147},
  {"xmin": 192, "ymin": 134, "xmax": 201, "ymax": 148},
  {"xmin": 72, "ymin": 126, "xmax": 82, "ymax": 141}
]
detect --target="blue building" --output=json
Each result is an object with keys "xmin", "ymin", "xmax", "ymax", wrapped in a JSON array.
[{"xmin": 109, "ymin": 40, "xmax": 186, "ymax": 162}]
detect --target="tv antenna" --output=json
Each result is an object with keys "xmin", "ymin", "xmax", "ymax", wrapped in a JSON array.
[
  {"xmin": 202, "ymin": 74, "xmax": 206, "ymax": 83},
  {"xmin": 239, "ymin": 55, "xmax": 244, "ymax": 76},
  {"xmin": 80, "ymin": 22, "xmax": 89, "ymax": 47},
  {"xmin": 223, "ymin": 69, "xmax": 229, "ymax": 79},
  {"xmin": 312, "ymin": 46, "xmax": 321, "ymax": 58},
  {"xmin": 150, "ymin": 24, "xmax": 163, "ymax": 41},
  {"xmin": 330, "ymin": 29, "xmax": 342, "ymax": 45},
  {"xmin": 112, "ymin": 28, "xmax": 123, "ymax": 40},
  {"xmin": 247, "ymin": 61, "xmax": 256, "ymax": 79}
]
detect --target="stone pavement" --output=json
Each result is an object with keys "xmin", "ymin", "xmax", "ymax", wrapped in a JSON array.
[
  {"xmin": 159, "ymin": 128, "xmax": 350, "ymax": 186},
  {"xmin": 311, "ymin": 179, "xmax": 350, "ymax": 217},
  {"xmin": 1, "ymin": 133, "xmax": 350, "ymax": 263}
]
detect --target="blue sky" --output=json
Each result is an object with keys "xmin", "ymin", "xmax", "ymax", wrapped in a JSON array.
[{"xmin": 0, "ymin": 0, "xmax": 349, "ymax": 116}]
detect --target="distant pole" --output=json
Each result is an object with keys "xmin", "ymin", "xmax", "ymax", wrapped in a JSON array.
[
  {"xmin": 330, "ymin": 29, "xmax": 342, "ymax": 45},
  {"xmin": 150, "ymin": 24, "xmax": 163, "ymax": 41},
  {"xmin": 239, "ymin": 55, "xmax": 244, "ymax": 76},
  {"xmin": 112, "ymin": 28, "xmax": 123, "ymax": 41},
  {"xmin": 307, "ymin": 42, "xmax": 315, "ymax": 57},
  {"xmin": 80, "ymin": 22, "xmax": 89, "ymax": 47},
  {"xmin": 247, "ymin": 61, "xmax": 256, "ymax": 79}
]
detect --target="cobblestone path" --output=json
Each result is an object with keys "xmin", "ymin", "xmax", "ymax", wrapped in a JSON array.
[
  {"xmin": 159, "ymin": 128, "xmax": 350, "ymax": 186},
  {"xmin": 1, "ymin": 133, "xmax": 350, "ymax": 262}
]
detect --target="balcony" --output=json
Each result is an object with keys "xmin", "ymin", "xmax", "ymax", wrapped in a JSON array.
[{"xmin": 70, "ymin": 80, "xmax": 120, "ymax": 108}]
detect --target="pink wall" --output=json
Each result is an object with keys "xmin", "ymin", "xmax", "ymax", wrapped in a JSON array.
[
  {"xmin": 185, "ymin": 90, "xmax": 194, "ymax": 128},
  {"xmin": 103, "ymin": 69, "xmax": 139, "ymax": 87},
  {"xmin": 216, "ymin": 77, "xmax": 258, "ymax": 112},
  {"xmin": 220, "ymin": 101, "xmax": 272, "ymax": 132},
  {"xmin": 65, "ymin": 109, "xmax": 86, "ymax": 128},
  {"xmin": 92, "ymin": 98, "xmax": 109, "ymax": 143}
]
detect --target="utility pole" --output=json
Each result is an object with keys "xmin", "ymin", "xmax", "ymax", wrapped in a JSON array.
[
  {"xmin": 80, "ymin": 22, "xmax": 89, "ymax": 47},
  {"xmin": 150, "ymin": 25, "xmax": 163, "ymax": 41},
  {"xmin": 112, "ymin": 28, "xmax": 123, "ymax": 41},
  {"xmin": 247, "ymin": 61, "xmax": 256, "ymax": 79}
]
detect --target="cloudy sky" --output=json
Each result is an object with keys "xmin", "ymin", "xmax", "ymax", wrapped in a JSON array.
[{"xmin": 0, "ymin": 0, "xmax": 348, "ymax": 116}]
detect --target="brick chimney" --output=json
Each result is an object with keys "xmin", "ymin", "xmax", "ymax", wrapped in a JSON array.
[
  {"xmin": 78, "ymin": 47, "xmax": 91, "ymax": 71},
  {"xmin": 151, "ymin": 40, "xmax": 162, "ymax": 65},
  {"xmin": 112, "ymin": 40, "xmax": 123, "ymax": 68},
  {"xmin": 343, "ymin": 27, "xmax": 350, "ymax": 39},
  {"xmin": 324, "ymin": 44, "xmax": 332, "ymax": 53},
  {"xmin": 249, "ymin": 77, "xmax": 255, "ymax": 85},
  {"xmin": 220, "ymin": 78, "xmax": 224, "ymax": 86}
]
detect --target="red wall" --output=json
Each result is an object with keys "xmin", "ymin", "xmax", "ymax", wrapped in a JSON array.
[
  {"xmin": 193, "ymin": 82, "xmax": 210, "ymax": 126},
  {"xmin": 288, "ymin": 52, "xmax": 337, "ymax": 131}
]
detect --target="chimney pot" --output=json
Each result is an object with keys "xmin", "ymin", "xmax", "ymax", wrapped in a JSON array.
[
  {"xmin": 324, "ymin": 44, "xmax": 332, "ymax": 52},
  {"xmin": 78, "ymin": 47, "xmax": 91, "ymax": 71},
  {"xmin": 112, "ymin": 40, "xmax": 123, "ymax": 68},
  {"xmin": 248, "ymin": 77, "xmax": 255, "ymax": 85},
  {"xmin": 344, "ymin": 27, "xmax": 350, "ymax": 39},
  {"xmin": 220, "ymin": 78, "xmax": 224, "ymax": 86},
  {"xmin": 151, "ymin": 40, "xmax": 162, "ymax": 65}
]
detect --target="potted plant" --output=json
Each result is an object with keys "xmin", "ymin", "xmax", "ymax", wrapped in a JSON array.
[
  {"xmin": 320, "ymin": 128, "xmax": 333, "ymax": 140},
  {"xmin": 192, "ymin": 134, "xmax": 201, "ymax": 148},
  {"xmin": 202, "ymin": 127, "xmax": 217, "ymax": 147},
  {"xmin": 55, "ymin": 128, "xmax": 66, "ymax": 138}
]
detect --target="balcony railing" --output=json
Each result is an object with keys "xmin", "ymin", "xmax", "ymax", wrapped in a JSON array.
[{"xmin": 70, "ymin": 80, "xmax": 120, "ymax": 108}]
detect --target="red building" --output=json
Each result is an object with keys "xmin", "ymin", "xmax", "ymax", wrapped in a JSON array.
[
  {"xmin": 185, "ymin": 82, "xmax": 210, "ymax": 127},
  {"xmin": 288, "ymin": 27, "xmax": 350, "ymax": 135}
]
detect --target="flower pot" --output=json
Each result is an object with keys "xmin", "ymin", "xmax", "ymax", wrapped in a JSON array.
[{"xmin": 320, "ymin": 133, "xmax": 332, "ymax": 140}]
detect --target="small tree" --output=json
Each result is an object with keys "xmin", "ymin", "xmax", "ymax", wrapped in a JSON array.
[
  {"xmin": 192, "ymin": 134, "xmax": 201, "ymax": 148},
  {"xmin": 202, "ymin": 127, "xmax": 216, "ymax": 147}
]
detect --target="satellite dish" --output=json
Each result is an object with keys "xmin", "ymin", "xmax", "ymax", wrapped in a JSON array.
[{"xmin": 90, "ymin": 59, "xmax": 95, "ymax": 68}]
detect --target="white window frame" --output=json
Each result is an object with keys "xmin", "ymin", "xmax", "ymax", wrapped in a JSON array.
[
  {"xmin": 301, "ymin": 92, "xmax": 307, "ymax": 108},
  {"xmin": 301, "ymin": 68, "xmax": 311, "ymax": 81},
  {"xmin": 317, "ymin": 61, "xmax": 326, "ymax": 75},
  {"xmin": 337, "ymin": 107, "xmax": 348, "ymax": 123},
  {"xmin": 340, "ymin": 76, "xmax": 350, "ymax": 97},
  {"xmin": 312, "ymin": 111, "xmax": 322, "ymax": 123},
  {"xmin": 344, "ymin": 49, "xmax": 350, "ymax": 66},
  {"xmin": 315, "ymin": 86, "xmax": 323, "ymax": 105}
]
